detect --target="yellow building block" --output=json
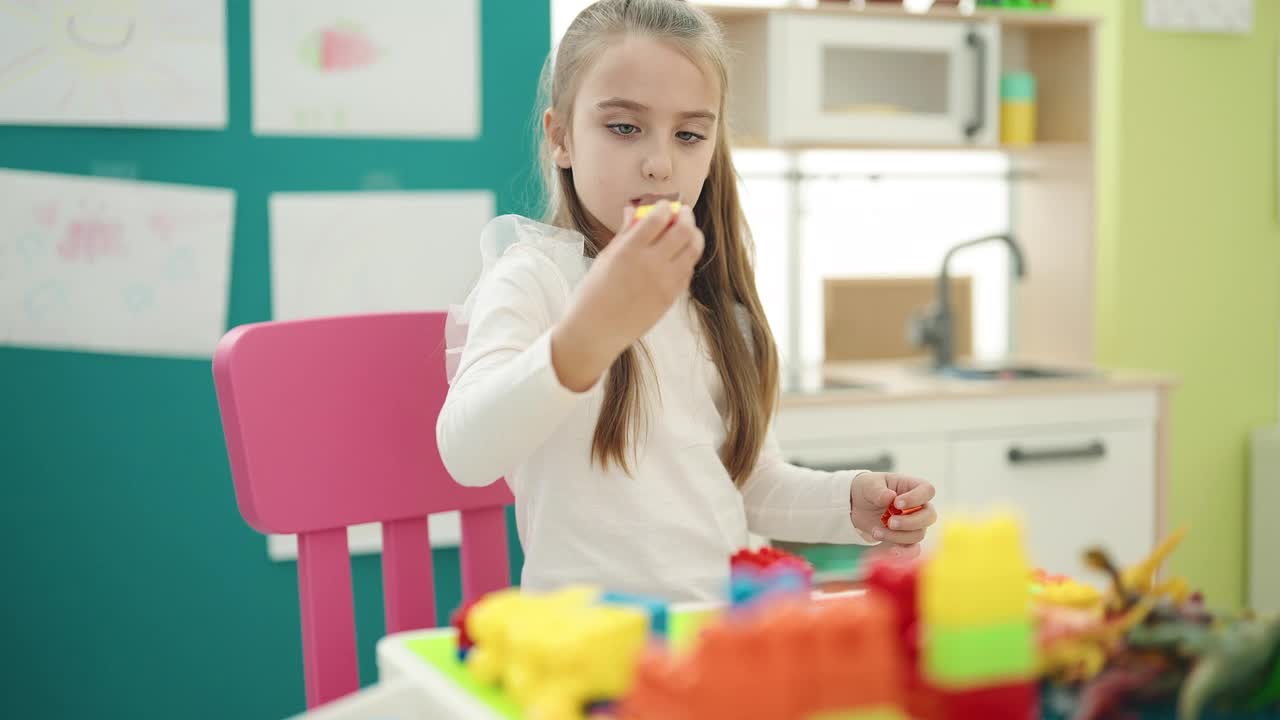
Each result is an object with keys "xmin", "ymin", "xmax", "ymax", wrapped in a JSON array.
[
  {"xmin": 921, "ymin": 513, "xmax": 1032, "ymax": 628},
  {"xmin": 465, "ymin": 585, "xmax": 600, "ymax": 686},
  {"xmin": 631, "ymin": 200, "xmax": 681, "ymax": 221},
  {"xmin": 464, "ymin": 585, "xmax": 649, "ymax": 720},
  {"xmin": 521, "ymin": 605, "xmax": 650, "ymax": 703}
]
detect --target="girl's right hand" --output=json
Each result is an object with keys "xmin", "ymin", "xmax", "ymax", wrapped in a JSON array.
[{"xmin": 551, "ymin": 202, "xmax": 704, "ymax": 391}]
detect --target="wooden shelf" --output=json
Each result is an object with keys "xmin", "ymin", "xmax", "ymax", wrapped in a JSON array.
[{"xmin": 697, "ymin": 2, "xmax": 1099, "ymax": 28}]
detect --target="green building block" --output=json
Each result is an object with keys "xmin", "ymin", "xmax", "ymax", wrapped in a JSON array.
[{"xmin": 923, "ymin": 620, "xmax": 1036, "ymax": 687}]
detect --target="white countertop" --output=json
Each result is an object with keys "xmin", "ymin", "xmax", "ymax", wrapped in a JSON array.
[{"xmin": 780, "ymin": 359, "xmax": 1178, "ymax": 408}]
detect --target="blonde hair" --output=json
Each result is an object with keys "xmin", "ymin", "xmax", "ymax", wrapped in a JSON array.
[{"xmin": 538, "ymin": 0, "xmax": 778, "ymax": 484}]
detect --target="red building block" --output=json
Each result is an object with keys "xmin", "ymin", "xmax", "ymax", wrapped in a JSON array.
[{"xmin": 941, "ymin": 681, "xmax": 1038, "ymax": 720}]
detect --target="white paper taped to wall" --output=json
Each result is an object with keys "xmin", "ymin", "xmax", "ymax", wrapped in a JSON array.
[
  {"xmin": 0, "ymin": 0, "xmax": 228, "ymax": 128},
  {"xmin": 268, "ymin": 190, "xmax": 494, "ymax": 321},
  {"xmin": 251, "ymin": 0, "xmax": 479, "ymax": 137},
  {"xmin": 0, "ymin": 168, "xmax": 235, "ymax": 357},
  {"xmin": 1144, "ymin": 0, "xmax": 1253, "ymax": 34}
]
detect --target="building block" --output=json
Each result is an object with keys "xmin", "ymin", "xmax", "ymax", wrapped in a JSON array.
[
  {"xmin": 805, "ymin": 709, "xmax": 911, "ymax": 720},
  {"xmin": 729, "ymin": 564, "xmax": 810, "ymax": 608},
  {"xmin": 631, "ymin": 200, "xmax": 682, "ymax": 222},
  {"xmin": 601, "ymin": 591, "xmax": 670, "ymax": 637},
  {"xmin": 881, "ymin": 503, "xmax": 925, "ymax": 528},
  {"xmin": 862, "ymin": 554, "xmax": 951, "ymax": 720},
  {"xmin": 731, "ymin": 546, "xmax": 815, "ymax": 584},
  {"xmin": 463, "ymin": 585, "xmax": 651, "ymax": 720},
  {"xmin": 666, "ymin": 605, "xmax": 721, "ymax": 653},
  {"xmin": 619, "ymin": 594, "xmax": 907, "ymax": 720},
  {"xmin": 921, "ymin": 513, "xmax": 1032, "ymax": 628},
  {"xmin": 729, "ymin": 545, "xmax": 813, "ymax": 609},
  {"xmin": 451, "ymin": 596, "xmax": 481, "ymax": 661},
  {"xmin": 923, "ymin": 620, "xmax": 1037, "ymax": 687},
  {"xmin": 864, "ymin": 555, "xmax": 921, "ymax": 665},
  {"xmin": 939, "ymin": 680, "xmax": 1038, "ymax": 720}
]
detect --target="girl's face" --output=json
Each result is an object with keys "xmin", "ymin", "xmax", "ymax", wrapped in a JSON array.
[{"xmin": 546, "ymin": 35, "xmax": 720, "ymax": 242}]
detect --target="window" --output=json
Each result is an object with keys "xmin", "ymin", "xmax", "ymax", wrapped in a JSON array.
[{"xmin": 738, "ymin": 149, "xmax": 1013, "ymax": 368}]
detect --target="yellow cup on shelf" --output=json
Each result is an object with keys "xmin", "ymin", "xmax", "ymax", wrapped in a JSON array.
[{"xmin": 1000, "ymin": 71, "xmax": 1037, "ymax": 147}]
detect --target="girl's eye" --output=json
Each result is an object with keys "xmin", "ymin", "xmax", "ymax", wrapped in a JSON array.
[
  {"xmin": 677, "ymin": 130, "xmax": 706, "ymax": 144},
  {"xmin": 608, "ymin": 123, "xmax": 639, "ymax": 136}
]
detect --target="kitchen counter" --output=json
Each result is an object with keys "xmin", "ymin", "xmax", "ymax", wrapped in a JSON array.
[
  {"xmin": 773, "ymin": 360, "xmax": 1176, "ymax": 579},
  {"xmin": 781, "ymin": 360, "xmax": 1178, "ymax": 408}
]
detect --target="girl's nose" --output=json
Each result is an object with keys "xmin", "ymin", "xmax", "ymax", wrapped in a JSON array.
[{"xmin": 643, "ymin": 145, "xmax": 673, "ymax": 182}]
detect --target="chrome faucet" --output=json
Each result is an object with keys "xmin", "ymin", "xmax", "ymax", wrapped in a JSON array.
[{"xmin": 911, "ymin": 233, "xmax": 1028, "ymax": 369}]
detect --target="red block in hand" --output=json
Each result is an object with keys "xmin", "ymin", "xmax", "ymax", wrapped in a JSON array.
[{"xmin": 881, "ymin": 502, "xmax": 925, "ymax": 528}]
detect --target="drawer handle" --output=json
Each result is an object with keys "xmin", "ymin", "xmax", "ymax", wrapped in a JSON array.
[
  {"xmin": 1007, "ymin": 440, "xmax": 1106, "ymax": 465},
  {"xmin": 964, "ymin": 28, "xmax": 987, "ymax": 140},
  {"xmin": 791, "ymin": 453, "xmax": 895, "ymax": 474}
]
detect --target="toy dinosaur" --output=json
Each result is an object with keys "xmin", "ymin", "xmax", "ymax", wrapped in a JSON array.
[
  {"xmin": 1084, "ymin": 527, "xmax": 1191, "ymax": 615},
  {"xmin": 1037, "ymin": 595, "xmax": 1158, "ymax": 683},
  {"xmin": 1035, "ymin": 529, "xmax": 1193, "ymax": 684},
  {"xmin": 1118, "ymin": 527, "xmax": 1191, "ymax": 606},
  {"xmin": 1176, "ymin": 613, "xmax": 1280, "ymax": 720},
  {"xmin": 1044, "ymin": 528, "xmax": 1280, "ymax": 720}
]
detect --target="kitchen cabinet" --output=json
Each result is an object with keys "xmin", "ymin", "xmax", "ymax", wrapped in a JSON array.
[{"xmin": 774, "ymin": 376, "xmax": 1170, "ymax": 579}]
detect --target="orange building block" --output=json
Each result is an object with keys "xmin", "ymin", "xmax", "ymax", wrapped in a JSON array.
[{"xmin": 618, "ymin": 595, "xmax": 907, "ymax": 720}]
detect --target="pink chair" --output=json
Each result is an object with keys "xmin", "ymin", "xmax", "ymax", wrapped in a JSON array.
[{"xmin": 212, "ymin": 312, "xmax": 513, "ymax": 709}]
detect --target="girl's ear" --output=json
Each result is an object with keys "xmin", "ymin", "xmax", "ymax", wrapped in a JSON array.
[{"xmin": 544, "ymin": 108, "xmax": 572, "ymax": 169}]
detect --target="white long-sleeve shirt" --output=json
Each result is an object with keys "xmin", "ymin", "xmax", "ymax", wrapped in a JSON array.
[{"xmin": 437, "ymin": 215, "xmax": 873, "ymax": 602}]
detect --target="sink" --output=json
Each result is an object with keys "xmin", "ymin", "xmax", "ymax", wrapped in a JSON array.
[
  {"xmin": 822, "ymin": 378, "xmax": 880, "ymax": 391},
  {"xmin": 936, "ymin": 364, "xmax": 1095, "ymax": 381},
  {"xmin": 786, "ymin": 378, "xmax": 883, "ymax": 395},
  {"xmin": 782, "ymin": 371, "xmax": 882, "ymax": 395}
]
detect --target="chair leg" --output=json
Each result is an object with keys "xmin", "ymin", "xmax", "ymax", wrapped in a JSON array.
[
  {"xmin": 460, "ymin": 506, "xmax": 510, "ymax": 603},
  {"xmin": 297, "ymin": 528, "xmax": 360, "ymax": 708},
  {"xmin": 382, "ymin": 517, "xmax": 436, "ymax": 632}
]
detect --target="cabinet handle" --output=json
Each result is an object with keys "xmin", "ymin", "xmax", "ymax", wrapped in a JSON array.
[
  {"xmin": 1007, "ymin": 440, "xmax": 1106, "ymax": 465},
  {"xmin": 790, "ymin": 453, "xmax": 895, "ymax": 474},
  {"xmin": 964, "ymin": 28, "xmax": 987, "ymax": 140}
]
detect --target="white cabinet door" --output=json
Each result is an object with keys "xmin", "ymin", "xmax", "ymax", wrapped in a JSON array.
[
  {"xmin": 771, "ymin": 14, "xmax": 999, "ymax": 146},
  {"xmin": 950, "ymin": 423, "xmax": 1156, "ymax": 580}
]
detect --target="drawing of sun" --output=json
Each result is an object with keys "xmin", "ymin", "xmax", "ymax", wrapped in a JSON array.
[{"xmin": 0, "ymin": 0, "xmax": 226, "ymax": 127}]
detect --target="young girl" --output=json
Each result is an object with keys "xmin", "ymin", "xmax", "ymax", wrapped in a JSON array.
[{"xmin": 438, "ymin": 0, "xmax": 937, "ymax": 602}]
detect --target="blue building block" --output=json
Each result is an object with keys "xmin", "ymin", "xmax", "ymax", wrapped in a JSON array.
[
  {"xmin": 600, "ymin": 591, "xmax": 669, "ymax": 637},
  {"xmin": 728, "ymin": 566, "xmax": 808, "ymax": 608}
]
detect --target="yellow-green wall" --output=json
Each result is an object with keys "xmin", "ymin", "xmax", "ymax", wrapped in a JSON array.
[{"xmin": 1058, "ymin": 0, "xmax": 1280, "ymax": 608}]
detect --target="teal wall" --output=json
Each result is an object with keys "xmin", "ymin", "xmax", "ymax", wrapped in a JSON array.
[{"xmin": 1, "ymin": 1, "xmax": 546, "ymax": 717}]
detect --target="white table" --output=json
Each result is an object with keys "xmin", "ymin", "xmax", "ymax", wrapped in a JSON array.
[{"xmin": 290, "ymin": 589, "xmax": 866, "ymax": 719}]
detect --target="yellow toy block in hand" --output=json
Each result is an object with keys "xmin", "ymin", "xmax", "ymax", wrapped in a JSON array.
[{"xmin": 630, "ymin": 200, "xmax": 682, "ymax": 225}]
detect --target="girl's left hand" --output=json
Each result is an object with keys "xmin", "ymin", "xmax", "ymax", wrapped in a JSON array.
[{"xmin": 849, "ymin": 472, "xmax": 937, "ymax": 548}]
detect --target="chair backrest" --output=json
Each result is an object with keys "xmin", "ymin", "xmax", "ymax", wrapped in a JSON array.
[{"xmin": 212, "ymin": 312, "xmax": 513, "ymax": 709}]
